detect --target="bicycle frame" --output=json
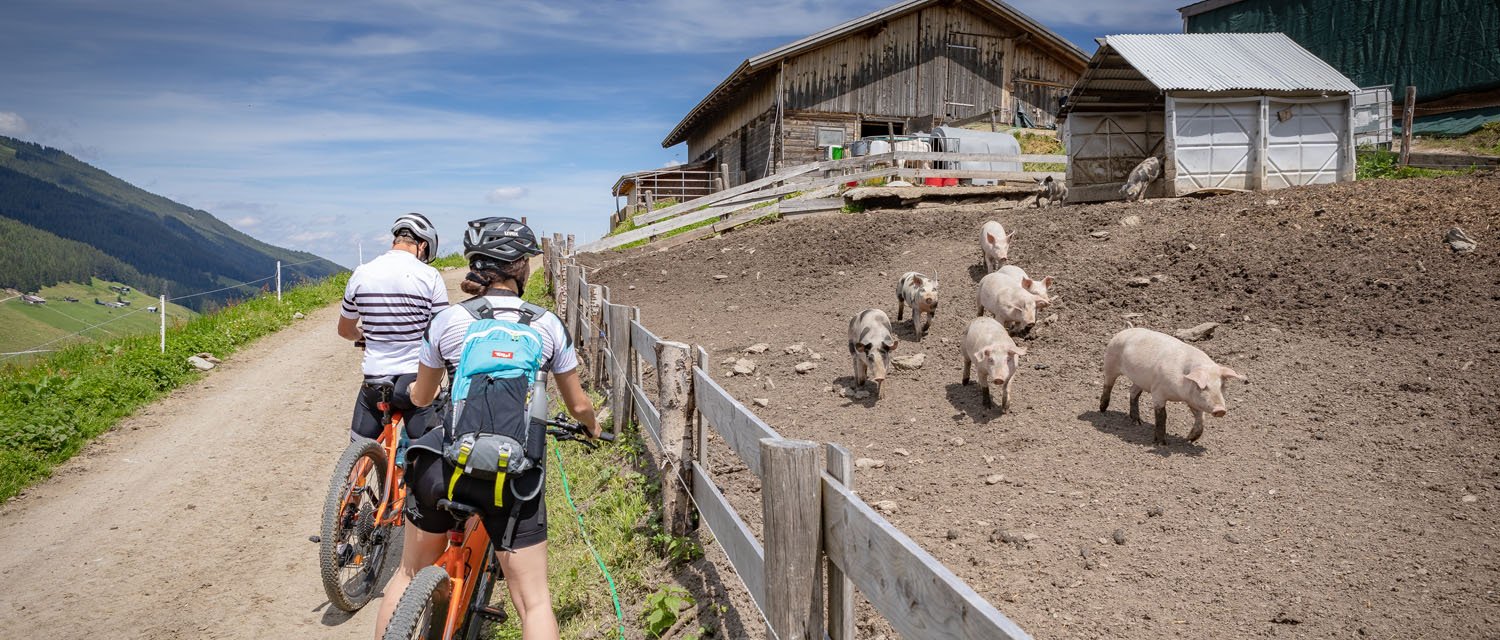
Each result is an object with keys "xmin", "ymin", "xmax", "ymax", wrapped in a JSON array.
[
  {"xmin": 433, "ymin": 516, "xmax": 493, "ymax": 639},
  {"xmin": 343, "ymin": 395, "xmax": 407, "ymax": 540}
]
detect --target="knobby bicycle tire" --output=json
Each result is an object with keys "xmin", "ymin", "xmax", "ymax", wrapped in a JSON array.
[
  {"xmin": 459, "ymin": 542, "xmax": 500, "ymax": 640},
  {"xmin": 319, "ymin": 437, "xmax": 394, "ymax": 612},
  {"xmin": 383, "ymin": 565, "xmax": 452, "ymax": 640}
]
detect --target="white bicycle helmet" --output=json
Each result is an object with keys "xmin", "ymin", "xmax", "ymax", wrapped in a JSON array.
[{"xmin": 391, "ymin": 213, "xmax": 439, "ymax": 263}]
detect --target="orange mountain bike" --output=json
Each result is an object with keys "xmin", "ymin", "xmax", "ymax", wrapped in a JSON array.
[
  {"xmin": 381, "ymin": 417, "xmax": 611, "ymax": 640},
  {"xmin": 318, "ymin": 373, "xmax": 411, "ymax": 611}
]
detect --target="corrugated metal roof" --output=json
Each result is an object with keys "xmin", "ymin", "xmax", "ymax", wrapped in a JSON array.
[{"xmin": 1103, "ymin": 33, "xmax": 1359, "ymax": 93}]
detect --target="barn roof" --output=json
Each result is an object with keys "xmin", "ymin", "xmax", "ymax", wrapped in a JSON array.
[
  {"xmin": 1101, "ymin": 33, "xmax": 1359, "ymax": 93},
  {"xmin": 661, "ymin": 0, "xmax": 1088, "ymax": 148}
]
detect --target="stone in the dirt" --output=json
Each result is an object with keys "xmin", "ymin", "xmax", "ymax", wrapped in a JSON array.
[
  {"xmin": 1090, "ymin": 230, "xmax": 1110, "ymax": 239},
  {"xmin": 194, "ymin": 352, "xmax": 221, "ymax": 364},
  {"xmin": 1042, "ymin": 314, "xmax": 1058, "ymax": 325},
  {"xmin": 1127, "ymin": 276, "xmax": 1152, "ymax": 287},
  {"xmin": 946, "ymin": 529, "xmax": 960, "ymax": 540},
  {"xmin": 875, "ymin": 500, "xmax": 899, "ymax": 514},
  {"xmin": 784, "ymin": 343, "xmax": 806, "ymax": 355},
  {"xmin": 1147, "ymin": 505, "xmax": 1164, "ymax": 518},
  {"xmin": 893, "ymin": 448, "xmax": 910, "ymax": 456},
  {"xmin": 985, "ymin": 474, "xmax": 1005, "ymax": 485},
  {"xmin": 1033, "ymin": 363, "xmax": 1050, "ymax": 370},
  {"xmin": 1120, "ymin": 214, "xmax": 1142, "ymax": 227},
  {"xmin": 1225, "ymin": 533, "xmax": 1241, "ymax": 544},
  {"xmin": 983, "ymin": 455, "xmax": 996, "ymax": 464},
  {"xmin": 292, "ymin": 312, "xmax": 305, "ymax": 320},
  {"xmin": 745, "ymin": 343, "xmax": 770, "ymax": 354},
  {"xmin": 810, "ymin": 352, "xmax": 824, "ymax": 361},
  {"xmin": 1461, "ymin": 494, "xmax": 1478, "ymax": 503},
  {"xmin": 852, "ymin": 389, "xmax": 871, "ymax": 400},
  {"xmin": 1446, "ymin": 227, "xmax": 1477, "ymax": 253},
  {"xmin": 892, "ymin": 353, "xmax": 926, "ymax": 370},
  {"xmin": 1112, "ymin": 529, "xmax": 1126, "ymax": 545},
  {"xmin": 713, "ymin": 274, "xmax": 729, "ymax": 280},
  {"xmin": 763, "ymin": 377, "xmax": 775, "ymax": 390},
  {"xmin": 854, "ymin": 458, "xmax": 885, "ymax": 470},
  {"xmin": 794, "ymin": 361, "xmax": 818, "ymax": 373},
  {"xmin": 752, "ymin": 398, "xmax": 769, "ymax": 408},
  {"xmin": 732, "ymin": 359, "xmax": 756, "ymax": 376},
  {"xmin": 835, "ymin": 387, "xmax": 848, "ymax": 398},
  {"xmin": 1022, "ymin": 533, "xmax": 1040, "ymax": 542},
  {"xmin": 1265, "ymin": 198, "xmax": 1281, "ymax": 206},
  {"xmin": 720, "ymin": 356, "xmax": 737, "ymax": 366},
  {"xmin": 949, "ymin": 437, "xmax": 966, "ymax": 447},
  {"xmin": 187, "ymin": 356, "xmax": 216, "ymax": 371},
  {"xmin": 628, "ymin": 285, "xmax": 636, "ymax": 290},
  {"xmin": 1174, "ymin": 322, "xmax": 1220, "ymax": 342}
]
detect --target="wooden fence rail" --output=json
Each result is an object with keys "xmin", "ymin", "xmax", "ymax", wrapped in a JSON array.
[{"xmin": 543, "ymin": 242, "xmax": 1030, "ymax": 640}]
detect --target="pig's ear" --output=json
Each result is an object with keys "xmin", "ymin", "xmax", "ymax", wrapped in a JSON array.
[
  {"xmin": 1220, "ymin": 366, "xmax": 1246, "ymax": 382},
  {"xmin": 1010, "ymin": 346, "xmax": 1027, "ymax": 357},
  {"xmin": 1021, "ymin": 277, "xmax": 1034, "ymax": 289},
  {"xmin": 1185, "ymin": 368, "xmax": 1214, "ymax": 390},
  {"xmin": 1042, "ymin": 276, "xmax": 1054, "ymax": 288},
  {"xmin": 910, "ymin": 274, "xmax": 924, "ymax": 287},
  {"xmin": 886, "ymin": 337, "xmax": 898, "ymax": 351},
  {"xmin": 980, "ymin": 345, "xmax": 994, "ymax": 359},
  {"xmin": 985, "ymin": 231, "xmax": 998, "ymax": 245},
  {"xmin": 1007, "ymin": 230, "xmax": 1017, "ymax": 240}
]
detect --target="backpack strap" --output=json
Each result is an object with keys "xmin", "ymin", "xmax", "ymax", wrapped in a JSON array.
[{"xmin": 458, "ymin": 296, "xmax": 496, "ymax": 320}]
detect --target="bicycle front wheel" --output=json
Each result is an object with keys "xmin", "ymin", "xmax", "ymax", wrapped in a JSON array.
[
  {"xmin": 319, "ymin": 437, "xmax": 395, "ymax": 612},
  {"xmin": 383, "ymin": 565, "xmax": 452, "ymax": 640}
]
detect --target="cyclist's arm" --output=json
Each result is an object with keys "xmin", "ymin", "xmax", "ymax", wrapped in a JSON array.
[
  {"xmin": 411, "ymin": 364, "xmax": 445, "ymax": 407},
  {"xmin": 336, "ymin": 315, "xmax": 363, "ymax": 342},
  {"xmin": 553, "ymin": 369, "xmax": 600, "ymax": 439}
]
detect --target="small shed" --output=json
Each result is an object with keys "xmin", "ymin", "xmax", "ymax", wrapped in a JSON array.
[{"xmin": 1060, "ymin": 33, "xmax": 1360, "ymax": 202}]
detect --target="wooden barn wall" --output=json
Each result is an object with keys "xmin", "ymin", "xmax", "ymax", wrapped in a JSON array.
[
  {"xmin": 686, "ymin": 74, "xmax": 777, "ymax": 160},
  {"xmin": 1010, "ymin": 40, "xmax": 1077, "ymax": 128},
  {"xmin": 781, "ymin": 112, "xmax": 859, "ymax": 168},
  {"xmin": 701, "ymin": 108, "xmax": 777, "ymax": 187}
]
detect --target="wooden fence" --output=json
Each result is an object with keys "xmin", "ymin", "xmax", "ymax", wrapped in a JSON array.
[
  {"xmin": 541, "ymin": 239, "xmax": 1032, "ymax": 640},
  {"xmin": 579, "ymin": 151, "xmax": 1067, "ymax": 254}
]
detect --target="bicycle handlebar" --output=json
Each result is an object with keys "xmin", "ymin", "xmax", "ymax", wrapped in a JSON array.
[{"xmin": 544, "ymin": 414, "xmax": 614, "ymax": 447}]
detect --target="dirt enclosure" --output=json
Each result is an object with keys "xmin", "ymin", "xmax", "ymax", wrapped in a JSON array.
[{"xmin": 585, "ymin": 175, "xmax": 1499, "ymax": 639}]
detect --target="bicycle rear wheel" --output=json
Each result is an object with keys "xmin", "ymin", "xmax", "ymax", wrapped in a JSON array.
[
  {"xmin": 459, "ymin": 543, "xmax": 502, "ymax": 640},
  {"xmin": 383, "ymin": 565, "xmax": 452, "ymax": 640},
  {"xmin": 319, "ymin": 438, "xmax": 395, "ymax": 612}
]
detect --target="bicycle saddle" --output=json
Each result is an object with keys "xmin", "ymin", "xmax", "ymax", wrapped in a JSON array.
[
  {"xmin": 437, "ymin": 499, "xmax": 479, "ymax": 521},
  {"xmin": 362, "ymin": 375, "xmax": 398, "ymax": 391}
]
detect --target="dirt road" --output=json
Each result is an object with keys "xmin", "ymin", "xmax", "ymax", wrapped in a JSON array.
[
  {"xmin": 586, "ymin": 175, "xmax": 1500, "ymax": 638},
  {"xmin": 0, "ymin": 271, "xmax": 473, "ymax": 639}
]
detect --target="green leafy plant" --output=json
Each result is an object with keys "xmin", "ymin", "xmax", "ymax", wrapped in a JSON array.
[
  {"xmin": 1356, "ymin": 147, "xmax": 1476, "ymax": 180},
  {"xmin": 651, "ymin": 531, "xmax": 704, "ymax": 565},
  {"xmin": 643, "ymin": 586, "xmax": 695, "ymax": 638}
]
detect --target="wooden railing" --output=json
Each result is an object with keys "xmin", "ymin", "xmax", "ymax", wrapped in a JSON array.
[
  {"xmin": 539, "ymin": 236, "xmax": 1032, "ymax": 640},
  {"xmin": 582, "ymin": 152, "xmax": 1066, "ymax": 254}
]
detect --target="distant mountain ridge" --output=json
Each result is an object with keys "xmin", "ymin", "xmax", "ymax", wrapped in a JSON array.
[{"xmin": 0, "ymin": 135, "xmax": 343, "ymax": 309}]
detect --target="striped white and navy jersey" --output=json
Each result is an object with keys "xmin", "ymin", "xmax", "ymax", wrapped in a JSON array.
[{"xmin": 341, "ymin": 250, "xmax": 449, "ymax": 375}]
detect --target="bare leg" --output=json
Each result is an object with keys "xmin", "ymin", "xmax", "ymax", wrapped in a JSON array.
[
  {"xmin": 1153, "ymin": 403, "xmax": 1168, "ymax": 445},
  {"xmin": 1128, "ymin": 385, "xmax": 1144, "ymax": 423},
  {"xmin": 496, "ymin": 542, "xmax": 558, "ymax": 640},
  {"xmin": 1188, "ymin": 409, "xmax": 1205, "ymax": 442},
  {"xmin": 373, "ymin": 524, "xmax": 449, "ymax": 639}
]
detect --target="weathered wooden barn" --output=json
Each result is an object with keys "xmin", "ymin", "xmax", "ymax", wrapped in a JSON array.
[{"xmin": 661, "ymin": 0, "xmax": 1087, "ymax": 187}]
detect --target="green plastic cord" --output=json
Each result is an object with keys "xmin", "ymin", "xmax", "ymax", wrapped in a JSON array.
[{"xmin": 553, "ymin": 445, "xmax": 628, "ymax": 640}]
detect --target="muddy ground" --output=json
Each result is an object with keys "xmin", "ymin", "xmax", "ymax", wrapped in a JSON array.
[{"xmin": 584, "ymin": 174, "xmax": 1500, "ymax": 639}]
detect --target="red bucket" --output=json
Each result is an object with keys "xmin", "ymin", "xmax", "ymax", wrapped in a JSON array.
[
  {"xmin": 923, "ymin": 177, "xmax": 944, "ymax": 186},
  {"xmin": 943, "ymin": 177, "xmax": 959, "ymax": 187}
]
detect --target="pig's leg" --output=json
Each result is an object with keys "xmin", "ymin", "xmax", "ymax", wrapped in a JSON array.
[
  {"xmin": 999, "ymin": 379, "xmax": 1011, "ymax": 414},
  {"xmin": 853, "ymin": 354, "xmax": 866, "ymax": 388},
  {"xmin": 896, "ymin": 297, "xmax": 905, "ymax": 322},
  {"xmin": 1099, "ymin": 371, "xmax": 1119, "ymax": 412},
  {"xmin": 1153, "ymin": 401, "xmax": 1168, "ymax": 445},
  {"xmin": 1187, "ymin": 409, "xmax": 1205, "ymax": 442},
  {"xmin": 983, "ymin": 384, "xmax": 993, "ymax": 409},
  {"xmin": 917, "ymin": 311, "xmax": 929, "ymax": 336},
  {"xmin": 962, "ymin": 357, "xmax": 972, "ymax": 386},
  {"xmin": 1128, "ymin": 385, "xmax": 1144, "ymax": 423}
]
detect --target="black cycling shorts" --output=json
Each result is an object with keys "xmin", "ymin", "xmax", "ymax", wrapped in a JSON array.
[
  {"xmin": 350, "ymin": 373, "xmax": 435, "ymax": 441},
  {"xmin": 404, "ymin": 449, "xmax": 548, "ymax": 550}
]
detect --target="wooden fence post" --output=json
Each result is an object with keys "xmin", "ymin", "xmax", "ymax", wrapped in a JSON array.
[
  {"xmin": 656, "ymin": 340, "xmax": 695, "ymax": 537},
  {"xmin": 564, "ymin": 263, "xmax": 580, "ymax": 332},
  {"xmin": 565, "ymin": 233, "xmax": 575, "ymax": 257},
  {"xmin": 588, "ymin": 284, "xmax": 605, "ymax": 389},
  {"xmin": 540, "ymin": 237, "xmax": 553, "ymax": 294},
  {"xmin": 629, "ymin": 307, "xmax": 642, "ymax": 428},
  {"xmin": 1399, "ymin": 85, "xmax": 1417, "ymax": 167},
  {"xmin": 761, "ymin": 438, "xmax": 822, "ymax": 640},
  {"xmin": 824, "ymin": 443, "xmax": 855, "ymax": 640},
  {"xmin": 607, "ymin": 304, "xmax": 632, "ymax": 437}
]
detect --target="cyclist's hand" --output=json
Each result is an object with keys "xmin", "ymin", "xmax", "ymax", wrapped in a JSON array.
[{"xmin": 585, "ymin": 420, "xmax": 602, "ymax": 440}]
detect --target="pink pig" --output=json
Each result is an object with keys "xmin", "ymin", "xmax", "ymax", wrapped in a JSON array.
[{"xmin": 1099, "ymin": 328, "xmax": 1246, "ymax": 444}]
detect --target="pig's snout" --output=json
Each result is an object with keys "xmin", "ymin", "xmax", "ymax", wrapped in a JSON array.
[
  {"xmin": 1211, "ymin": 408, "xmax": 1226, "ymax": 418},
  {"xmin": 927, "ymin": 298, "xmax": 939, "ymax": 309},
  {"xmin": 872, "ymin": 372, "xmax": 886, "ymax": 383}
]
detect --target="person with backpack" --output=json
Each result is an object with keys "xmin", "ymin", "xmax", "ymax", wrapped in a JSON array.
[
  {"xmin": 372, "ymin": 217, "xmax": 599, "ymax": 640},
  {"xmin": 337, "ymin": 213, "xmax": 447, "ymax": 441}
]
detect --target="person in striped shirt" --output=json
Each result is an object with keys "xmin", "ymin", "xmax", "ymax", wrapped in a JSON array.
[{"xmin": 336, "ymin": 213, "xmax": 449, "ymax": 440}]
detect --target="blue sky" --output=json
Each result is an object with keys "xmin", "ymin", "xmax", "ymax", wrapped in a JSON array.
[{"xmin": 0, "ymin": 0, "xmax": 1182, "ymax": 268}]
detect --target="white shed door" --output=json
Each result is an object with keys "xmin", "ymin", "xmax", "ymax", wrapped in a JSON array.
[
  {"xmin": 1171, "ymin": 99, "xmax": 1257, "ymax": 192},
  {"xmin": 1266, "ymin": 98, "xmax": 1348, "ymax": 188}
]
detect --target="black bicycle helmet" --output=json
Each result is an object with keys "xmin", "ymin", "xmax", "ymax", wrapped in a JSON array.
[
  {"xmin": 391, "ymin": 212, "xmax": 439, "ymax": 263},
  {"xmin": 464, "ymin": 216, "xmax": 541, "ymax": 266}
]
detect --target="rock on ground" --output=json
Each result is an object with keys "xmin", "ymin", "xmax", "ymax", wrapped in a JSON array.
[
  {"xmin": 187, "ymin": 356, "xmax": 216, "ymax": 371},
  {"xmin": 1174, "ymin": 322, "xmax": 1220, "ymax": 342},
  {"xmin": 892, "ymin": 353, "xmax": 926, "ymax": 370}
]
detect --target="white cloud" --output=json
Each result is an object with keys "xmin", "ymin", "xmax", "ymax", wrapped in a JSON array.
[
  {"xmin": 485, "ymin": 186, "xmax": 529, "ymax": 203},
  {"xmin": 289, "ymin": 230, "xmax": 337, "ymax": 244},
  {"xmin": 232, "ymin": 215, "xmax": 261, "ymax": 228},
  {"xmin": 0, "ymin": 111, "xmax": 28, "ymax": 136},
  {"xmin": 661, "ymin": 159, "xmax": 683, "ymax": 168}
]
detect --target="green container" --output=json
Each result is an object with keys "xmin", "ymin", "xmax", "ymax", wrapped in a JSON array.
[{"xmin": 830, "ymin": 145, "xmax": 844, "ymax": 160}]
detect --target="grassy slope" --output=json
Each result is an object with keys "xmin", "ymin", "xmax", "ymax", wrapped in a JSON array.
[
  {"xmin": 0, "ymin": 279, "xmax": 197, "ymax": 359},
  {"xmin": 0, "ymin": 273, "xmax": 347, "ymax": 500}
]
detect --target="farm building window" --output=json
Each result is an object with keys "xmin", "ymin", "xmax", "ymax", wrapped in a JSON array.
[
  {"xmin": 860, "ymin": 121, "xmax": 905, "ymax": 139},
  {"xmin": 816, "ymin": 127, "xmax": 846, "ymax": 148}
]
